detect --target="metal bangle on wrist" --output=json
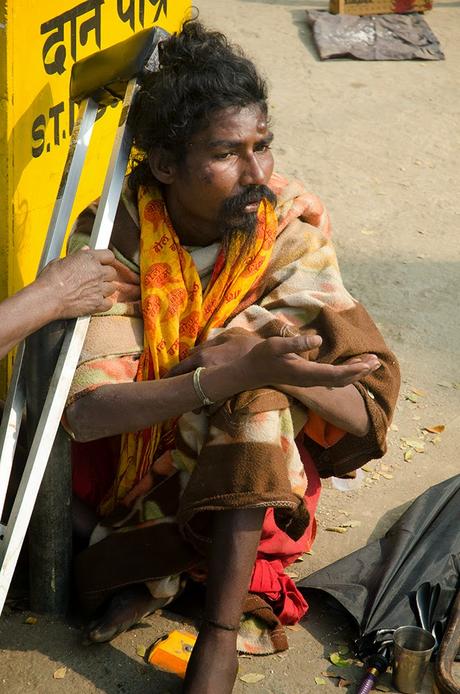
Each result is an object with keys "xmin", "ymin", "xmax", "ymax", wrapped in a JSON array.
[{"xmin": 192, "ymin": 366, "xmax": 215, "ymax": 407}]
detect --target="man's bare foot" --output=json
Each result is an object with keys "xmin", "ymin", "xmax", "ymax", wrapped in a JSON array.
[
  {"xmin": 84, "ymin": 584, "xmax": 167, "ymax": 643},
  {"xmin": 183, "ymin": 622, "xmax": 239, "ymax": 694}
]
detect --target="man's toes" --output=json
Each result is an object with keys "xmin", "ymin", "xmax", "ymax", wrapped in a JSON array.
[
  {"xmin": 84, "ymin": 618, "xmax": 121, "ymax": 644},
  {"xmin": 82, "ymin": 586, "xmax": 169, "ymax": 644}
]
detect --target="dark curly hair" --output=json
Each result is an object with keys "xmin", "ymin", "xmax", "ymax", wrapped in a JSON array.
[{"xmin": 128, "ymin": 19, "xmax": 268, "ymax": 191}]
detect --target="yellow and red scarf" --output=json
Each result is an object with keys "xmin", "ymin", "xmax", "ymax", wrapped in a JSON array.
[{"xmin": 105, "ymin": 184, "xmax": 277, "ymax": 510}]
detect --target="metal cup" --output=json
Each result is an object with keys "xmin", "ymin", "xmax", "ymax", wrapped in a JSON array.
[{"xmin": 392, "ymin": 625, "xmax": 436, "ymax": 693}]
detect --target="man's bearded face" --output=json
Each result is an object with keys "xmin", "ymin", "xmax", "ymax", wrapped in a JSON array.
[
  {"xmin": 163, "ymin": 104, "xmax": 275, "ymax": 247},
  {"xmin": 217, "ymin": 184, "xmax": 277, "ymax": 248}
]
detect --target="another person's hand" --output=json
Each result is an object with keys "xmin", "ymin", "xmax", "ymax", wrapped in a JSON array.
[
  {"xmin": 37, "ymin": 249, "xmax": 118, "ymax": 318},
  {"xmin": 238, "ymin": 334, "xmax": 381, "ymax": 390}
]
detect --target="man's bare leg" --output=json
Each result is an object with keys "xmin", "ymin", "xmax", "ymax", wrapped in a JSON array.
[
  {"xmin": 84, "ymin": 584, "xmax": 167, "ymax": 643},
  {"xmin": 183, "ymin": 507, "xmax": 265, "ymax": 694},
  {"xmin": 73, "ymin": 499, "xmax": 167, "ymax": 644}
]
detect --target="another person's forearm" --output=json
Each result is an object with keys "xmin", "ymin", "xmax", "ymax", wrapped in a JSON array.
[
  {"xmin": 0, "ymin": 282, "xmax": 60, "ymax": 360},
  {"xmin": 0, "ymin": 249, "xmax": 117, "ymax": 360},
  {"xmin": 277, "ymin": 383, "xmax": 370, "ymax": 437}
]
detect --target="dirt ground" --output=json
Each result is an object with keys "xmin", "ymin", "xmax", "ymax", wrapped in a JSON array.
[{"xmin": 1, "ymin": 1, "xmax": 459, "ymax": 692}]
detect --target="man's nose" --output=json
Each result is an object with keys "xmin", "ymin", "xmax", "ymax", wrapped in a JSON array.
[{"xmin": 240, "ymin": 152, "xmax": 266, "ymax": 186}]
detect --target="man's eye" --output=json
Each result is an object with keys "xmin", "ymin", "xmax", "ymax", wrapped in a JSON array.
[
  {"xmin": 255, "ymin": 143, "xmax": 271, "ymax": 153},
  {"xmin": 214, "ymin": 151, "xmax": 235, "ymax": 160}
]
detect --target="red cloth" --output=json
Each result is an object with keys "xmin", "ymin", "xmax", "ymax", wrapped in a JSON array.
[
  {"xmin": 249, "ymin": 436, "xmax": 321, "ymax": 624},
  {"xmin": 72, "ymin": 438, "xmax": 120, "ymax": 509}
]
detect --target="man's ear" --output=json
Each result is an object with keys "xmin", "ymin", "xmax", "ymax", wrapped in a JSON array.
[{"xmin": 148, "ymin": 147, "xmax": 177, "ymax": 184}]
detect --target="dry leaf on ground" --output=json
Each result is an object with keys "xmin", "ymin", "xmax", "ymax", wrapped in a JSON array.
[
  {"xmin": 400, "ymin": 438, "xmax": 425, "ymax": 453},
  {"xmin": 24, "ymin": 616, "xmax": 37, "ymax": 625},
  {"xmin": 329, "ymin": 652, "xmax": 353, "ymax": 667},
  {"xmin": 239, "ymin": 672, "xmax": 265, "ymax": 683},
  {"xmin": 423, "ymin": 424, "xmax": 445, "ymax": 434},
  {"xmin": 53, "ymin": 667, "xmax": 67, "ymax": 679},
  {"xmin": 325, "ymin": 526, "xmax": 347, "ymax": 534},
  {"xmin": 338, "ymin": 678, "xmax": 352, "ymax": 687}
]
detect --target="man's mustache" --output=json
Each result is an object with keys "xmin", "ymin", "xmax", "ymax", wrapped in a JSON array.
[{"xmin": 219, "ymin": 185, "xmax": 277, "ymax": 219}]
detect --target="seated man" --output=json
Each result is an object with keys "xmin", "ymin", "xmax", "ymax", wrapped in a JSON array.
[{"xmin": 65, "ymin": 20, "xmax": 400, "ymax": 694}]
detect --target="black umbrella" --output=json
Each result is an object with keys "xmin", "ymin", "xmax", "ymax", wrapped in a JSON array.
[{"xmin": 298, "ymin": 474, "xmax": 460, "ymax": 662}]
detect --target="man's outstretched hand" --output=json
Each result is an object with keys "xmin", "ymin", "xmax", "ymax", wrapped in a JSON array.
[
  {"xmin": 240, "ymin": 334, "xmax": 381, "ymax": 389},
  {"xmin": 170, "ymin": 330, "xmax": 380, "ymax": 390}
]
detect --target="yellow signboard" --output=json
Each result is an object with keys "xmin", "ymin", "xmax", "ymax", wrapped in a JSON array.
[{"xmin": 0, "ymin": 0, "xmax": 190, "ymax": 394}]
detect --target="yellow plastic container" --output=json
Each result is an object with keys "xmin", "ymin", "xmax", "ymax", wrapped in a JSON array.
[{"xmin": 148, "ymin": 630, "xmax": 197, "ymax": 679}]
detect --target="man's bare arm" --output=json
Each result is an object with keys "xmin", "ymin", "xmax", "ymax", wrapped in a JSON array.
[
  {"xmin": 66, "ymin": 334, "xmax": 376, "ymax": 442},
  {"xmin": 275, "ymin": 383, "xmax": 370, "ymax": 437},
  {"xmin": 167, "ymin": 333, "xmax": 377, "ymax": 438}
]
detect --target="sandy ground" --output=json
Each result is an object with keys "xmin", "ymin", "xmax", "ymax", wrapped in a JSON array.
[{"xmin": 1, "ymin": 1, "xmax": 459, "ymax": 692}]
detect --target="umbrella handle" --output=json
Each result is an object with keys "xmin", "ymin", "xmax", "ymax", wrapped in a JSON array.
[
  {"xmin": 356, "ymin": 673, "xmax": 379, "ymax": 694},
  {"xmin": 434, "ymin": 590, "xmax": 460, "ymax": 694},
  {"xmin": 356, "ymin": 653, "xmax": 389, "ymax": 694}
]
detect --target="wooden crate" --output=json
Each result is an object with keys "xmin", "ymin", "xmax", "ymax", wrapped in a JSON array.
[{"xmin": 329, "ymin": 0, "xmax": 432, "ymax": 14}]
